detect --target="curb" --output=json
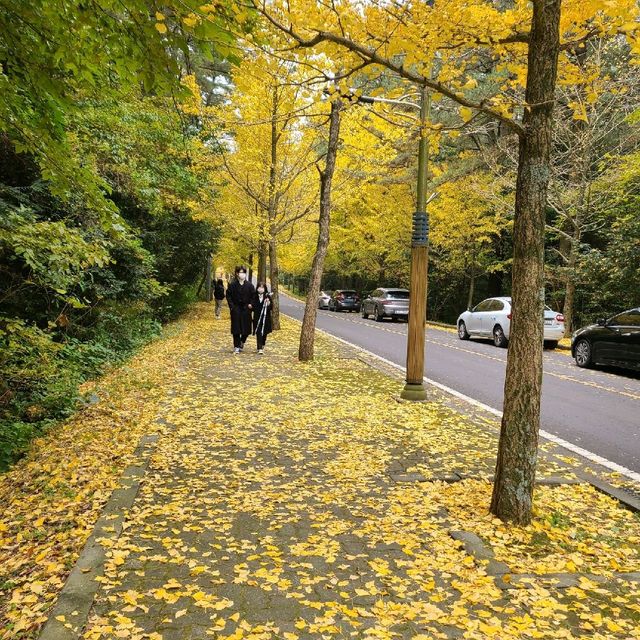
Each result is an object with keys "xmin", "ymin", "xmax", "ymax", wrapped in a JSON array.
[
  {"xmin": 38, "ymin": 433, "xmax": 158, "ymax": 640},
  {"xmin": 294, "ymin": 313, "xmax": 640, "ymax": 508}
]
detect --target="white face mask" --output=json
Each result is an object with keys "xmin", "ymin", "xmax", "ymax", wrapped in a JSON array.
[
  {"xmin": 257, "ymin": 288, "xmax": 265, "ymax": 294},
  {"xmin": 237, "ymin": 272, "xmax": 246, "ymax": 282}
]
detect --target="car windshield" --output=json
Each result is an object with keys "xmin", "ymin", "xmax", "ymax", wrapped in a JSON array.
[
  {"xmin": 386, "ymin": 291, "xmax": 409, "ymax": 299},
  {"xmin": 341, "ymin": 291, "xmax": 356, "ymax": 296}
]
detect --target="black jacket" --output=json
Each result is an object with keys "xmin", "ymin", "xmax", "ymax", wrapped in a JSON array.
[
  {"xmin": 226, "ymin": 279, "xmax": 255, "ymax": 335},
  {"xmin": 252, "ymin": 292, "xmax": 273, "ymax": 336},
  {"xmin": 213, "ymin": 283, "xmax": 225, "ymax": 300}
]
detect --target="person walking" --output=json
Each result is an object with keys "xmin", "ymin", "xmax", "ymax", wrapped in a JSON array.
[
  {"xmin": 213, "ymin": 278, "xmax": 225, "ymax": 319},
  {"xmin": 252, "ymin": 281, "xmax": 273, "ymax": 355},
  {"xmin": 226, "ymin": 266, "xmax": 255, "ymax": 353}
]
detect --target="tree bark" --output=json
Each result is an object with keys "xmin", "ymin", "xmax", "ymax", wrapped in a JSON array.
[
  {"xmin": 467, "ymin": 264, "xmax": 475, "ymax": 311},
  {"xmin": 205, "ymin": 252, "xmax": 212, "ymax": 301},
  {"xmin": 490, "ymin": 0, "xmax": 561, "ymax": 525},
  {"xmin": 299, "ymin": 98, "xmax": 342, "ymax": 361},
  {"xmin": 267, "ymin": 87, "xmax": 281, "ymax": 330},
  {"xmin": 257, "ymin": 242, "xmax": 268, "ymax": 283},
  {"xmin": 269, "ymin": 233, "xmax": 281, "ymax": 330}
]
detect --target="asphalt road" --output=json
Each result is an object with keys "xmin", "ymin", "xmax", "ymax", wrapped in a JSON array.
[{"xmin": 280, "ymin": 293, "xmax": 640, "ymax": 474}]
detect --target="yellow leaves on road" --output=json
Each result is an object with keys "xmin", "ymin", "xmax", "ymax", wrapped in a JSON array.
[
  {"xmin": 0, "ymin": 310, "xmax": 207, "ymax": 638},
  {"xmin": 2, "ymin": 305, "xmax": 640, "ymax": 639}
]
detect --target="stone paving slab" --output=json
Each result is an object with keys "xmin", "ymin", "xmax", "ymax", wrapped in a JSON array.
[{"xmin": 38, "ymin": 314, "xmax": 640, "ymax": 640}]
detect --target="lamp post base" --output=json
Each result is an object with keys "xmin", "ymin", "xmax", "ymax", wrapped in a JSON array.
[{"xmin": 400, "ymin": 382, "xmax": 428, "ymax": 401}]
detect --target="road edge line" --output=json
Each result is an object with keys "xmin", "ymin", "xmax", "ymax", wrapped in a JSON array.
[{"xmin": 280, "ymin": 302, "xmax": 640, "ymax": 484}]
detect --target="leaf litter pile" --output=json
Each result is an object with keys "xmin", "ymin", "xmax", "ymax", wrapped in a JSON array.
[{"xmin": 1, "ymin": 304, "xmax": 639, "ymax": 639}]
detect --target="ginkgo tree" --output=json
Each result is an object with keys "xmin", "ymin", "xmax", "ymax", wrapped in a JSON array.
[
  {"xmin": 430, "ymin": 174, "xmax": 512, "ymax": 311},
  {"xmin": 239, "ymin": 0, "xmax": 640, "ymax": 524},
  {"xmin": 213, "ymin": 51, "xmax": 320, "ymax": 328},
  {"xmin": 328, "ymin": 103, "xmax": 415, "ymax": 286}
]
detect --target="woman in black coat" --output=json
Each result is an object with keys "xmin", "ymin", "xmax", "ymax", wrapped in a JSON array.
[
  {"xmin": 226, "ymin": 266, "xmax": 255, "ymax": 353},
  {"xmin": 252, "ymin": 281, "xmax": 273, "ymax": 355}
]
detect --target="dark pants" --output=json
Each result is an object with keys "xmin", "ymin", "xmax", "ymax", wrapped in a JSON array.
[
  {"xmin": 256, "ymin": 333, "xmax": 268, "ymax": 349},
  {"xmin": 233, "ymin": 334, "xmax": 249, "ymax": 349}
]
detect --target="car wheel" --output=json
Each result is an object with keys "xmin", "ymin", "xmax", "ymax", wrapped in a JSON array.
[
  {"xmin": 544, "ymin": 340, "xmax": 558, "ymax": 350},
  {"xmin": 375, "ymin": 306, "xmax": 384, "ymax": 322},
  {"xmin": 458, "ymin": 321, "xmax": 470, "ymax": 340},
  {"xmin": 362, "ymin": 307, "xmax": 368, "ymax": 319},
  {"xmin": 574, "ymin": 339, "xmax": 592, "ymax": 368},
  {"xmin": 493, "ymin": 325, "xmax": 508, "ymax": 348}
]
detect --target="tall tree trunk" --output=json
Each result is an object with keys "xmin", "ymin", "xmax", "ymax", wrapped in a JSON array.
[
  {"xmin": 248, "ymin": 252, "xmax": 254, "ymax": 284},
  {"xmin": 490, "ymin": 0, "xmax": 561, "ymax": 525},
  {"xmin": 269, "ymin": 233, "xmax": 281, "ymax": 330},
  {"xmin": 257, "ymin": 242, "xmax": 268, "ymax": 283},
  {"xmin": 562, "ymin": 153, "xmax": 588, "ymax": 337},
  {"xmin": 562, "ymin": 272, "xmax": 575, "ymax": 337},
  {"xmin": 266, "ymin": 87, "xmax": 281, "ymax": 330},
  {"xmin": 467, "ymin": 264, "xmax": 475, "ymax": 311},
  {"xmin": 205, "ymin": 252, "xmax": 212, "ymax": 301},
  {"xmin": 299, "ymin": 98, "xmax": 342, "ymax": 361}
]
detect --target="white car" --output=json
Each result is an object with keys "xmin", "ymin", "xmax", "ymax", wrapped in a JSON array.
[
  {"xmin": 318, "ymin": 290, "xmax": 332, "ymax": 309},
  {"xmin": 457, "ymin": 296, "xmax": 565, "ymax": 349}
]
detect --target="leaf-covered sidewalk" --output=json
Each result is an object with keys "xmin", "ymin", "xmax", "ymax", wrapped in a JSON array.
[{"xmin": 2, "ymin": 305, "xmax": 640, "ymax": 639}]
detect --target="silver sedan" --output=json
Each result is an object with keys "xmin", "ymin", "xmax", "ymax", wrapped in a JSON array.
[{"xmin": 361, "ymin": 288, "xmax": 410, "ymax": 322}]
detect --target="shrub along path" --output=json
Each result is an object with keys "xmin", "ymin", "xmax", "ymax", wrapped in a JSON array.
[{"xmin": 1, "ymin": 304, "xmax": 639, "ymax": 639}]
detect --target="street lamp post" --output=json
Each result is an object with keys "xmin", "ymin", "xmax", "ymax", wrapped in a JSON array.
[
  {"xmin": 357, "ymin": 85, "xmax": 432, "ymax": 400},
  {"xmin": 401, "ymin": 85, "xmax": 430, "ymax": 400}
]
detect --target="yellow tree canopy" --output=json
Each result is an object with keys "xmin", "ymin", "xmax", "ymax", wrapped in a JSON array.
[
  {"xmin": 247, "ymin": 0, "xmax": 640, "ymax": 127},
  {"xmin": 212, "ymin": 51, "xmax": 321, "ymax": 266}
]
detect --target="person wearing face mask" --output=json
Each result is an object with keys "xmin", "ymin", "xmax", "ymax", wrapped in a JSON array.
[
  {"xmin": 251, "ymin": 281, "xmax": 273, "ymax": 355},
  {"xmin": 226, "ymin": 266, "xmax": 255, "ymax": 353}
]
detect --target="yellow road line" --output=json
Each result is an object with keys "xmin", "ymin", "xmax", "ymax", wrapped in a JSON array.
[{"xmin": 317, "ymin": 309, "xmax": 640, "ymax": 401}]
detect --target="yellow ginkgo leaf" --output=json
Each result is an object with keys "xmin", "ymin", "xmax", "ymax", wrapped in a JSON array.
[
  {"xmin": 183, "ymin": 14, "xmax": 199, "ymax": 27},
  {"xmin": 459, "ymin": 106, "xmax": 474, "ymax": 122}
]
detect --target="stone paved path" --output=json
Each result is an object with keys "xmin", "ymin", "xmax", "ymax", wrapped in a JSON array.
[{"xmin": 47, "ymin": 314, "xmax": 640, "ymax": 640}]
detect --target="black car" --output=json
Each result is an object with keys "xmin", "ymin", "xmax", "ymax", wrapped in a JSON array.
[
  {"xmin": 329, "ymin": 289, "xmax": 361, "ymax": 312},
  {"xmin": 572, "ymin": 308, "xmax": 640, "ymax": 371}
]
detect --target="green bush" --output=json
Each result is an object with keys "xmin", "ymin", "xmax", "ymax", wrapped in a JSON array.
[{"xmin": 0, "ymin": 306, "xmax": 162, "ymax": 471}]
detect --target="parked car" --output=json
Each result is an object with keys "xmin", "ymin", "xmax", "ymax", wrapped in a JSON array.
[
  {"xmin": 457, "ymin": 296, "xmax": 565, "ymax": 348},
  {"xmin": 571, "ymin": 307, "xmax": 640, "ymax": 370},
  {"xmin": 329, "ymin": 289, "xmax": 361, "ymax": 312},
  {"xmin": 361, "ymin": 288, "xmax": 410, "ymax": 322},
  {"xmin": 318, "ymin": 290, "xmax": 332, "ymax": 309}
]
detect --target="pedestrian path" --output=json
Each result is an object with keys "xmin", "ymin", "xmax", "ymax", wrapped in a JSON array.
[{"xmin": 3, "ymin": 305, "xmax": 640, "ymax": 640}]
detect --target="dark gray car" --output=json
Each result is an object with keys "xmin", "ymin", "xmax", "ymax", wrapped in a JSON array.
[
  {"xmin": 361, "ymin": 288, "xmax": 410, "ymax": 322},
  {"xmin": 329, "ymin": 289, "xmax": 361, "ymax": 312},
  {"xmin": 572, "ymin": 307, "xmax": 640, "ymax": 370}
]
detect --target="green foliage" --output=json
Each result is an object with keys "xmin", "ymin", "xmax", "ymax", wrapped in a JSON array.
[
  {"xmin": 575, "ymin": 157, "xmax": 640, "ymax": 321},
  {"xmin": 0, "ymin": 0, "xmax": 236, "ymax": 211},
  {"xmin": 0, "ymin": 202, "xmax": 111, "ymax": 302},
  {"xmin": 0, "ymin": 72, "xmax": 226, "ymax": 471}
]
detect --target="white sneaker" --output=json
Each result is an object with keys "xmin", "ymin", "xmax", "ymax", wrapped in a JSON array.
[
  {"xmin": 258, "ymin": 349, "xmax": 264, "ymax": 355},
  {"xmin": 234, "ymin": 347, "xmax": 240, "ymax": 354}
]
